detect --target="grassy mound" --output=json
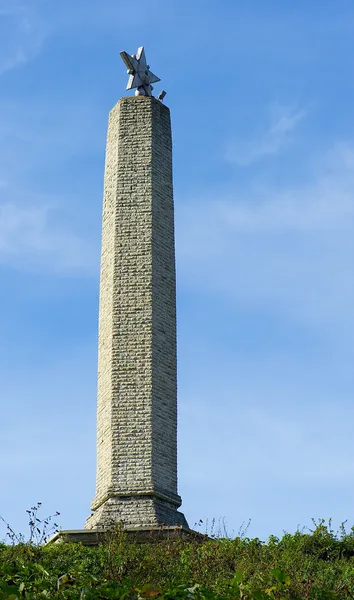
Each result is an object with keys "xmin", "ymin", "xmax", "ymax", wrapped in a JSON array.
[{"xmin": 1, "ymin": 521, "xmax": 354, "ymax": 599}]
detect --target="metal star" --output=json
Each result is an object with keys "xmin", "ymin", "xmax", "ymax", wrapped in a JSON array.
[{"xmin": 120, "ymin": 46, "xmax": 161, "ymax": 97}]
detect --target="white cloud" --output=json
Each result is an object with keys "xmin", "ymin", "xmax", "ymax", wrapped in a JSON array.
[
  {"xmin": 0, "ymin": 199, "xmax": 97, "ymax": 273},
  {"xmin": 180, "ymin": 399, "xmax": 354, "ymax": 488},
  {"xmin": 226, "ymin": 105, "xmax": 307, "ymax": 166},
  {"xmin": 178, "ymin": 376, "xmax": 354, "ymax": 538},
  {"xmin": 176, "ymin": 143, "xmax": 354, "ymax": 327},
  {"xmin": 0, "ymin": 3, "xmax": 46, "ymax": 74}
]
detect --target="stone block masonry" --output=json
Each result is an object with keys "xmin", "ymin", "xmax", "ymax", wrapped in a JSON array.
[{"xmin": 85, "ymin": 96, "xmax": 188, "ymax": 530}]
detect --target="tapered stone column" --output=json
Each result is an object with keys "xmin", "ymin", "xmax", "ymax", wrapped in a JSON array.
[{"xmin": 85, "ymin": 96, "xmax": 187, "ymax": 530}]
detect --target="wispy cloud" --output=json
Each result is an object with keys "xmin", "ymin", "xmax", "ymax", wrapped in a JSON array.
[
  {"xmin": 176, "ymin": 142, "xmax": 354, "ymax": 327},
  {"xmin": 0, "ymin": 98, "xmax": 105, "ymax": 178},
  {"xmin": 226, "ymin": 105, "xmax": 307, "ymax": 166},
  {"xmin": 180, "ymin": 399, "xmax": 354, "ymax": 488},
  {"xmin": 0, "ymin": 198, "xmax": 97, "ymax": 273},
  {"xmin": 179, "ymin": 379, "xmax": 354, "ymax": 538},
  {"xmin": 0, "ymin": 3, "xmax": 46, "ymax": 74}
]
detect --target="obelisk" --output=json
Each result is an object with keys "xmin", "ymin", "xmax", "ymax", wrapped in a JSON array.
[{"xmin": 85, "ymin": 47, "xmax": 188, "ymax": 530}]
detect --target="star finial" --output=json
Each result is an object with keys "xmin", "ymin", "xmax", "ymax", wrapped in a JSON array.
[{"xmin": 120, "ymin": 46, "xmax": 161, "ymax": 97}]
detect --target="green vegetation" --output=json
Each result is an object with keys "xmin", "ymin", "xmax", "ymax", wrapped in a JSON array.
[{"xmin": 1, "ymin": 520, "xmax": 354, "ymax": 600}]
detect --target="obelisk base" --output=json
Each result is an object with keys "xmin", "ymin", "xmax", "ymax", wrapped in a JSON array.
[
  {"xmin": 47, "ymin": 525, "xmax": 205, "ymax": 547},
  {"xmin": 85, "ymin": 495, "xmax": 188, "ymax": 530}
]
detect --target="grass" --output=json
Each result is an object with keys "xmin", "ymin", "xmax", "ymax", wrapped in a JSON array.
[{"xmin": 1, "ymin": 519, "xmax": 354, "ymax": 599}]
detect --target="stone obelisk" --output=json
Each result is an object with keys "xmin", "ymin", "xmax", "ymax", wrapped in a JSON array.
[{"xmin": 85, "ymin": 47, "xmax": 188, "ymax": 531}]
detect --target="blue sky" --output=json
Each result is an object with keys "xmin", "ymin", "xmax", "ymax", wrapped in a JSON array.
[{"xmin": 1, "ymin": 0, "xmax": 354, "ymax": 541}]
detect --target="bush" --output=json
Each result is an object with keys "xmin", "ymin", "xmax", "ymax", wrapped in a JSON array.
[{"xmin": 1, "ymin": 521, "xmax": 354, "ymax": 599}]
